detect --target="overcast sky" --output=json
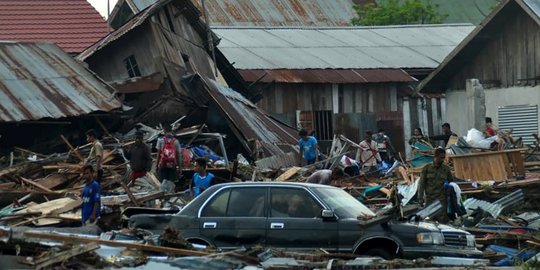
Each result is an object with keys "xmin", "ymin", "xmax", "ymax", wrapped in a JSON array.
[{"xmin": 88, "ymin": 0, "xmax": 119, "ymax": 19}]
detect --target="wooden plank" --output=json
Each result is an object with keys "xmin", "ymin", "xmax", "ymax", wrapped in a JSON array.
[
  {"xmin": 24, "ymin": 231, "xmax": 210, "ymax": 256},
  {"xmin": 147, "ymin": 172, "xmax": 161, "ymax": 188},
  {"xmin": 367, "ymin": 183, "xmax": 391, "ymax": 197},
  {"xmin": 121, "ymin": 181, "xmax": 140, "ymax": 206},
  {"xmin": 20, "ymin": 177, "xmax": 54, "ymax": 193},
  {"xmin": 275, "ymin": 166, "xmax": 301, "ymax": 182},
  {"xmin": 33, "ymin": 243, "xmax": 99, "ymax": 270},
  {"xmin": 60, "ymin": 135, "xmax": 84, "ymax": 162},
  {"xmin": 37, "ymin": 174, "xmax": 72, "ymax": 190},
  {"xmin": 398, "ymin": 166, "xmax": 410, "ymax": 184}
]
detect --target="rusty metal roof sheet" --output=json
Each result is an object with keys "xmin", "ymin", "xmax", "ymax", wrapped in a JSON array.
[
  {"xmin": 0, "ymin": 42, "xmax": 121, "ymax": 122},
  {"xmin": 183, "ymin": 74, "xmax": 298, "ymax": 156},
  {"xmin": 115, "ymin": 0, "xmax": 357, "ymax": 27},
  {"xmin": 238, "ymin": 69, "xmax": 415, "ymax": 83},
  {"xmin": 214, "ymin": 24, "xmax": 475, "ymax": 70}
]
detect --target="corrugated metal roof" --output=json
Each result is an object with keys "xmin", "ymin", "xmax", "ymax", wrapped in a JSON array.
[
  {"xmin": 213, "ymin": 24, "xmax": 475, "ymax": 70},
  {"xmin": 183, "ymin": 74, "xmax": 298, "ymax": 156},
  {"xmin": 238, "ymin": 69, "xmax": 415, "ymax": 83},
  {"xmin": 0, "ymin": 42, "xmax": 121, "ymax": 122},
  {"xmin": 117, "ymin": 0, "xmax": 357, "ymax": 27},
  {"xmin": 522, "ymin": 0, "xmax": 540, "ymax": 18}
]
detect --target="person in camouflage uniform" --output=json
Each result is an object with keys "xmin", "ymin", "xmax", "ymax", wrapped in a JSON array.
[{"xmin": 418, "ymin": 148, "xmax": 453, "ymax": 223}]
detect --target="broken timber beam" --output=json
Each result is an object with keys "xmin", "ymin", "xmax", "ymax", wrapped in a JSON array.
[
  {"xmin": 20, "ymin": 177, "xmax": 54, "ymax": 193},
  {"xmin": 24, "ymin": 231, "xmax": 211, "ymax": 256},
  {"xmin": 33, "ymin": 243, "xmax": 99, "ymax": 270},
  {"xmin": 60, "ymin": 135, "xmax": 84, "ymax": 162},
  {"xmin": 120, "ymin": 182, "xmax": 140, "ymax": 206}
]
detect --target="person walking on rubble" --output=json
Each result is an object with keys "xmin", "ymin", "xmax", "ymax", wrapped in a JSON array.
[
  {"xmin": 417, "ymin": 148, "xmax": 454, "ymax": 223},
  {"xmin": 81, "ymin": 165, "xmax": 101, "ymax": 226},
  {"xmin": 373, "ymin": 129, "xmax": 395, "ymax": 163},
  {"xmin": 358, "ymin": 131, "xmax": 381, "ymax": 173},
  {"xmin": 84, "ymin": 129, "xmax": 104, "ymax": 183},
  {"xmin": 409, "ymin": 127, "xmax": 430, "ymax": 146},
  {"xmin": 430, "ymin": 123, "xmax": 458, "ymax": 147},
  {"xmin": 191, "ymin": 158, "xmax": 215, "ymax": 198},
  {"xmin": 156, "ymin": 125, "xmax": 182, "ymax": 184},
  {"xmin": 298, "ymin": 129, "xmax": 320, "ymax": 165},
  {"xmin": 126, "ymin": 130, "xmax": 152, "ymax": 186}
]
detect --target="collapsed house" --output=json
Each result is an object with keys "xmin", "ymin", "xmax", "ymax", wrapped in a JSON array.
[
  {"xmin": 0, "ymin": 41, "xmax": 121, "ymax": 154},
  {"xmin": 78, "ymin": 0, "xmax": 297, "ymax": 159}
]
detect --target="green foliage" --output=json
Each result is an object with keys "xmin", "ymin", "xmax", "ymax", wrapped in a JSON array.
[{"xmin": 351, "ymin": 0, "xmax": 448, "ymax": 26}]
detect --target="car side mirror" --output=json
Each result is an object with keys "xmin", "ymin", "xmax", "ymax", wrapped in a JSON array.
[{"xmin": 321, "ymin": 209, "xmax": 335, "ymax": 219}]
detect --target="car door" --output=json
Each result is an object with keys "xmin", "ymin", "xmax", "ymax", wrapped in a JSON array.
[
  {"xmin": 199, "ymin": 186, "xmax": 267, "ymax": 249},
  {"xmin": 266, "ymin": 187, "xmax": 338, "ymax": 250}
]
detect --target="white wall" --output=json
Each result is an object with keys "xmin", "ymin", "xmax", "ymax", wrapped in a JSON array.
[{"xmin": 445, "ymin": 85, "xmax": 540, "ymax": 136}]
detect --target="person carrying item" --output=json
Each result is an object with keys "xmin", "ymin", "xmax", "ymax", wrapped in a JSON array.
[
  {"xmin": 81, "ymin": 165, "xmax": 101, "ymax": 226},
  {"xmin": 84, "ymin": 129, "xmax": 103, "ymax": 183},
  {"xmin": 418, "ymin": 148, "xmax": 454, "ymax": 223},
  {"xmin": 156, "ymin": 126, "xmax": 182, "ymax": 183},
  {"xmin": 409, "ymin": 127, "xmax": 430, "ymax": 146},
  {"xmin": 298, "ymin": 129, "xmax": 320, "ymax": 165},
  {"xmin": 430, "ymin": 123, "xmax": 458, "ymax": 147},
  {"xmin": 358, "ymin": 130, "xmax": 381, "ymax": 172},
  {"xmin": 373, "ymin": 129, "xmax": 395, "ymax": 163},
  {"xmin": 191, "ymin": 158, "xmax": 215, "ymax": 198}
]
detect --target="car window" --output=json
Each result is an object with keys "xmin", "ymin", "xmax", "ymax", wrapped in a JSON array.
[
  {"xmin": 227, "ymin": 187, "xmax": 266, "ymax": 217},
  {"xmin": 201, "ymin": 189, "xmax": 231, "ymax": 217},
  {"xmin": 270, "ymin": 188, "xmax": 322, "ymax": 218},
  {"xmin": 313, "ymin": 187, "xmax": 375, "ymax": 218}
]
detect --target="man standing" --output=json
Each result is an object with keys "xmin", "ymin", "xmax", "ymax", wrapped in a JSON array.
[
  {"xmin": 191, "ymin": 158, "xmax": 214, "ymax": 198},
  {"xmin": 126, "ymin": 131, "xmax": 152, "ymax": 186},
  {"xmin": 81, "ymin": 165, "xmax": 101, "ymax": 226},
  {"xmin": 156, "ymin": 126, "xmax": 182, "ymax": 183},
  {"xmin": 430, "ymin": 123, "xmax": 458, "ymax": 147},
  {"xmin": 85, "ymin": 129, "xmax": 103, "ymax": 182},
  {"xmin": 373, "ymin": 129, "xmax": 395, "ymax": 163},
  {"xmin": 298, "ymin": 129, "xmax": 319, "ymax": 165},
  {"xmin": 418, "ymin": 148, "xmax": 454, "ymax": 223},
  {"xmin": 358, "ymin": 131, "xmax": 381, "ymax": 171}
]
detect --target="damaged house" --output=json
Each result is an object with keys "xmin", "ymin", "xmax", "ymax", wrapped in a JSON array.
[
  {"xmin": 418, "ymin": 0, "xmax": 540, "ymax": 146},
  {"xmin": 0, "ymin": 42, "xmax": 121, "ymax": 153},
  {"xmin": 78, "ymin": 0, "xmax": 297, "ymax": 159}
]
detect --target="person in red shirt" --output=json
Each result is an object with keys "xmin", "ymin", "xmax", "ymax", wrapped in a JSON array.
[{"xmin": 485, "ymin": 117, "xmax": 498, "ymax": 137}]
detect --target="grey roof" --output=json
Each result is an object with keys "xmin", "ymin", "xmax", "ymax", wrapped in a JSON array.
[
  {"xmin": 0, "ymin": 42, "xmax": 121, "ymax": 122},
  {"xmin": 213, "ymin": 24, "xmax": 475, "ymax": 70}
]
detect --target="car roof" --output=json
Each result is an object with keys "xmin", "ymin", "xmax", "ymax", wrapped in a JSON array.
[{"xmin": 210, "ymin": 181, "xmax": 335, "ymax": 189}]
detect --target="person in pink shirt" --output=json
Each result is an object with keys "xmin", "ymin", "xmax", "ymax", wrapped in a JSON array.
[{"xmin": 358, "ymin": 131, "xmax": 382, "ymax": 172}]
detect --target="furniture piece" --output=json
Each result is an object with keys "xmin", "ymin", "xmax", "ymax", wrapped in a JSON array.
[{"xmin": 449, "ymin": 149, "xmax": 526, "ymax": 181}]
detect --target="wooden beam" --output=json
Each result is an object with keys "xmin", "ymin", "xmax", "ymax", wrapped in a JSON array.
[
  {"xmin": 24, "ymin": 231, "xmax": 210, "ymax": 256},
  {"xmin": 120, "ymin": 181, "xmax": 140, "ymax": 206},
  {"xmin": 275, "ymin": 166, "xmax": 302, "ymax": 182},
  {"xmin": 33, "ymin": 243, "xmax": 99, "ymax": 270},
  {"xmin": 20, "ymin": 177, "xmax": 54, "ymax": 193},
  {"xmin": 60, "ymin": 135, "xmax": 84, "ymax": 162},
  {"xmin": 95, "ymin": 116, "xmax": 111, "ymax": 138}
]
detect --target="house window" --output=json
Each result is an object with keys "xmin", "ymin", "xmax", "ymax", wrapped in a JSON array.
[
  {"xmin": 314, "ymin": 110, "xmax": 333, "ymax": 140},
  {"xmin": 123, "ymin": 55, "xmax": 141, "ymax": 78}
]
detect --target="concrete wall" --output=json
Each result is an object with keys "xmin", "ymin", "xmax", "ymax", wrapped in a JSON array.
[{"xmin": 445, "ymin": 85, "xmax": 540, "ymax": 136}]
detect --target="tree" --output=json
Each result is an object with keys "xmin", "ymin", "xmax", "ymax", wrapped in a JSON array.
[{"xmin": 351, "ymin": 0, "xmax": 447, "ymax": 26}]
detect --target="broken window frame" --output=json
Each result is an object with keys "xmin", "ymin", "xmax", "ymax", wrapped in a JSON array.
[{"xmin": 123, "ymin": 55, "xmax": 142, "ymax": 78}]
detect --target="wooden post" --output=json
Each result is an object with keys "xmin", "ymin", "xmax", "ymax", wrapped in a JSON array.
[{"xmin": 120, "ymin": 181, "xmax": 140, "ymax": 206}]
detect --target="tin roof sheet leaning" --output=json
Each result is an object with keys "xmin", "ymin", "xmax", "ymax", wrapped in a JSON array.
[
  {"xmin": 213, "ymin": 24, "xmax": 475, "ymax": 70},
  {"xmin": 0, "ymin": 42, "xmax": 121, "ymax": 123}
]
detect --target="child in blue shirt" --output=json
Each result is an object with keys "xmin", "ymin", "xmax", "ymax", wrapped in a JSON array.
[
  {"xmin": 298, "ymin": 129, "xmax": 319, "ymax": 165},
  {"xmin": 191, "ymin": 158, "xmax": 214, "ymax": 198},
  {"xmin": 81, "ymin": 165, "xmax": 101, "ymax": 225}
]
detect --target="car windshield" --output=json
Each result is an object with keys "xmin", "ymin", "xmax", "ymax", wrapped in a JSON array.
[{"xmin": 313, "ymin": 187, "xmax": 376, "ymax": 219}]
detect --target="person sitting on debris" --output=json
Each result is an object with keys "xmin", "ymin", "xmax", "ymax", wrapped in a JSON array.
[
  {"xmin": 81, "ymin": 165, "xmax": 101, "ymax": 226},
  {"xmin": 374, "ymin": 129, "xmax": 395, "ymax": 163},
  {"xmin": 485, "ymin": 117, "xmax": 498, "ymax": 137},
  {"xmin": 191, "ymin": 158, "xmax": 215, "ymax": 198},
  {"xmin": 409, "ymin": 127, "xmax": 430, "ymax": 146},
  {"xmin": 358, "ymin": 130, "xmax": 381, "ymax": 173},
  {"xmin": 305, "ymin": 168, "xmax": 343, "ymax": 185},
  {"xmin": 341, "ymin": 155, "xmax": 360, "ymax": 176},
  {"xmin": 429, "ymin": 123, "xmax": 458, "ymax": 147},
  {"xmin": 418, "ymin": 148, "xmax": 454, "ymax": 223},
  {"xmin": 298, "ymin": 129, "xmax": 320, "ymax": 165},
  {"xmin": 84, "ymin": 129, "xmax": 103, "ymax": 183},
  {"xmin": 126, "ymin": 130, "xmax": 152, "ymax": 187},
  {"xmin": 156, "ymin": 125, "xmax": 182, "ymax": 184}
]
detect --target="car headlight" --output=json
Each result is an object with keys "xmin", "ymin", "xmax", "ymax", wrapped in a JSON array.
[
  {"xmin": 417, "ymin": 232, "xmax": 444, "ymax": 245},
  {"xmin": 466, "ymin": 234, "xmax": 476, "ymax": 247}
]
